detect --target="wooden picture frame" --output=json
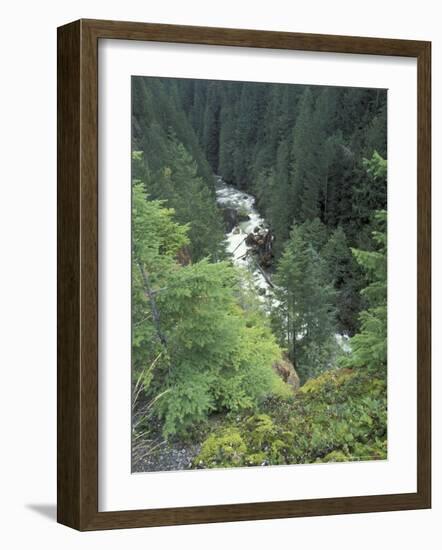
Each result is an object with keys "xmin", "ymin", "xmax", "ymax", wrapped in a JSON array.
[{"xmin": 57, "ymin": 18, "xmax": 431, "ymax": 531}]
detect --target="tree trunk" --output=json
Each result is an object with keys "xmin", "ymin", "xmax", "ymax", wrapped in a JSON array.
[{"xmin": 136, "ymin": 260, "xmax": 168, "ymax": 348}]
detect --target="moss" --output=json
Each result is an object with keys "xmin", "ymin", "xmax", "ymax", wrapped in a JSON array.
[
  {"xmin": 245, "ymin": 452, "xmax": 267, "ymax": 466},
  {"xmin": 299, "ymin": 367, "xmax": 355, "ymax": 395},
  {"xmin": 245, "ymin": 414, "xmax": 276, "ymax": 446},
  {"xmin": 194, "ymin": 428, "xmax": 247, "ymax": 468},
  {"xmin": 319, "ymin": 450, "xmax": 350, "ymax": 463},
  {"xmin": 270, "ymin": 376, "xmax": 294, "ymax": 400},
  {"xmin": 194, "ymin": 368, "xmax": 387, "ymax": 468}
]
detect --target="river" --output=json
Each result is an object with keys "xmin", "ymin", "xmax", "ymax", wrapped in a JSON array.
[
  {"xmin": 215, "ymin": 177, "xmax": 273, "ymax": 300},
  {"xmin": 215, "ymin": 176, "xmax": 351, "ymax": 351}
]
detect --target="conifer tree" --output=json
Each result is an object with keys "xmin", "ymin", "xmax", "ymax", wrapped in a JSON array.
[
  {"xmin": 160, "ymin": 139, "xmax": 225, "ymax": 261},
  {"xmin": 340, "ymin": 210, "xmax": 387, "ymax": 371},
  {"xmin": 132, "ymin": 139, "xmax": 225, "ymax": 262},
  {"xmin": 290, "ymin": 88, "xmax": 330, "ymax": 222},
  {"xmin": 267, "ymin": 141, "xmax": 292, "ymax": 257},
  {"xmin": 217, "ymin": 102, "xmax": 236, "ymax": 181},
  {"xmin": 156, "ymin": 260, "xmax": 282, "ymax": 437},
  {"xmin": 273, "ymin": 225, "xmax": 336, "ymax": 381},
  {"xmin": 322, "ymin": 225, "xmax": 362, "ymax": 334},
  {"xmin": 202, "ymin": 83, "xmax": 221, "ymax": 171},
  {"xmin": 352, "ymin": 151, "xmax": 387, "ymax": 247},
  {"xmin": 299, "ymin": 218, "xmax": 328, "ymax": 252}
]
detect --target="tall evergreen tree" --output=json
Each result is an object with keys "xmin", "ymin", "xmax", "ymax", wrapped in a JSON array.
[
  {"xmin": 352, "ymin": 151, "xmax": 387, "ymax": 247},
  {"xmin": 341, "ymin": 210, "xmax": 387, "ymax": 371},
  {"xmin": 267, "ymin": 141, "xmax": 292, "ymax": 256},
  {"xmin": 217, "ymin": 101, "xmax": 236, "ymax": 181},
  {"xmin": 290, "ymin": 88, "xmax": 331, "ymax": 222},
  {"xmin": 273, "ymin": 225, "xmax": 337, "ymax": 381},
  {"xmin": 202, "ymin": 83, "xmax": 221, "ymax": 171},
  {"xmin": 322, "ymin": 225, "xmax": 362, "ymax": 334}
]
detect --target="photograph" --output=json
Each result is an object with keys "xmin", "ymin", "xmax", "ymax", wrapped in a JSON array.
[
  {"xmin": 1, "ymin": 0, "xmax": 434, "ymax": 539},
  {"xmin": 131, "ymin": 76, "xmax": 388, "ymax": 473}
]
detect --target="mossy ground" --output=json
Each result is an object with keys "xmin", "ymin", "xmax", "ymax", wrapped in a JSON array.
[{"xmin": 193, "ymin": 367, "xmax": 387, "ymax": 469}]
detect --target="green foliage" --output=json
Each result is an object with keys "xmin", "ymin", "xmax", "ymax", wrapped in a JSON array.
[
  {"xmin": 195, "ymin": 368, "xmax": 387, "ymax": 468},
  {"xmin": 322, "ymin": 225, "xmax": 363, "ymax": 334},
  {"xmin": 202, "ymin": 83, "xmax": 221, "ymax": 170},
  {"xmin": 132, "ymin": 77, "xmax": 225, "ymax": 261},
  {"xmin": 133, "ymin": 76, "xmax": 387, "ymax": 333},
  {"xmin": 299, "ymin": 217, "xmax": 328, "ymax": 251},
  {"xmin": 352, "ymin": 151, "xmax": 387, "ymax": 246},
  {"xmin": 132, "ymin": 356, "xmax": 172, "ymax": 464},
  {"xmin": 364, "ymin": 150, "xmax": 387, "ymax": 181},
  {"xmin": 273, "ymin": 223, "xmax": 337, "ymax": 381},
  {"xmin": 341, "ymin": 210, "xmax": 387, "ymax": 371},
  {"xmin": 270, "ymin": 375, "xmax": 295, "ymax": 400},
  {"xmin": 132, "ymin": 141, "xmax": 224, "ymax": 261},
  {"xmin": 155, "ymin": 260, "xmax": 283, "ymax": 437},
  {"xmin": 132, "ymin": 180, "xmax": 189, "ymax": 268},
  {"xmin": 132, "ymin": 182, "xmax": 189, "ymax": 385},
  {"xmin": 196, "ymin": 428, "xmax": 247, "ymax": 467},
  {"xmin": 151, "ymin": 78, "xmax": 387, "ymax": 261},
  {"xmin": 291, "ymin": 88, "xmax": 326, "ymax": 221},
  {"xmin": 132, "ymin": 76, "xmax": 212, "ymax": 183},
  {"xmin": 132, "ymin": 181, "xmax": 284, "ymax": 439}
]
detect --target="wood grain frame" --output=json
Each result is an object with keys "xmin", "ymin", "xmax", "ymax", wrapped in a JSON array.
[{"xmin": 57, "ymin": 19, "xmax": 431, "ymax": 531}]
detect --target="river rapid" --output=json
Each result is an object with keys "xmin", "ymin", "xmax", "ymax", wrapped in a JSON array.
[{"xmin": 215, "ymin": 177, "xmax": 274, "ymax": 300}]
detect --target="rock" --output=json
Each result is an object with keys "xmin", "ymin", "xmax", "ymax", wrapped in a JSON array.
[
  {"xmin": 221, "ymin": 207, "xmax": 238, "ymax": 232},
  {"xmin": 244, "ymin": 229, "xmax": 274, "ymax": 270},
  {"xmin": 220, "ymin": 207, "xmax": 251, "ymax": 231},
  {"xmin": 176, "ymin": 246, "xmax": 191, "ymax": 266},
  {"xmin": 260, "ymin": 253, "xmax": 272, "ymax": 268},
  {"xmin": 245, "ymin": 233, "xmax": 257, "ymax": 246},
  {"xmin": 272, "ymin": 358, "xmax": 300, "ymax": 392},
  {"xmin": 237, "ymin": 211, "xmax": 250, "ymax": 222}
]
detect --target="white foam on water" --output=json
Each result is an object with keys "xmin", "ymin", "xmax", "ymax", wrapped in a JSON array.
[{"xmin": 215, "ymin": 178, "xmax": 271, "ymax": 295}]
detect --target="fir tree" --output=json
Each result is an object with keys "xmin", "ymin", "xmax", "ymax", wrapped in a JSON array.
[
  {"xmin": 341, "ymin": 210, "xmax": 387, "ymax": 371},
  {"xmin": 273, "ymin": 225, "xmax": 337, "ymax": 381},
  {"xmin": 322, "ymin": 225, "xmax": 362, "ymax": 334}
]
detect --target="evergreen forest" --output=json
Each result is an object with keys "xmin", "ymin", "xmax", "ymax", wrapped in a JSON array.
[{"xmin": 131, "ymin": 76, "xmax": 388, "ymax": 471}]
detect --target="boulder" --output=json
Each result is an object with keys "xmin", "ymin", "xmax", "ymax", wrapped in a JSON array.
[
  {"xmin": 245, "ymin": 232, "xmax": 258, "ymax": 246},
  {"xmin": 176, "ymin": 246, "xmax": 191, "ymax": 266},
  {"xmin": 260, "ymin": 253, "xmax": 272, "ymax": 268},
  {"xmin": 272, "ymin": 358, "xmax": 300, "ymax": 392},
  {"xmin": 237, "ymin": 211, "xmax": 251, "ymax": 222},
  {"xmin": 221, "ymin": 207, "xmax": 238, "ymax": 232},
  {"xmin": 245, "ymin": 229, "xmax": 275, "ymax": 269}
]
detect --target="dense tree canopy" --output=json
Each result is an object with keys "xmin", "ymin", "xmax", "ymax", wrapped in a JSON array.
[{"xmin": 167, "ymin": 78, "xmax": 387, "ymax": 247}]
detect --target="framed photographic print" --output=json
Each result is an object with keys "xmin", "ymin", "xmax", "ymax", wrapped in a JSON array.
[{"xmin": 57, "ymin": 19, "xmax": 431, "ymax": 530}]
